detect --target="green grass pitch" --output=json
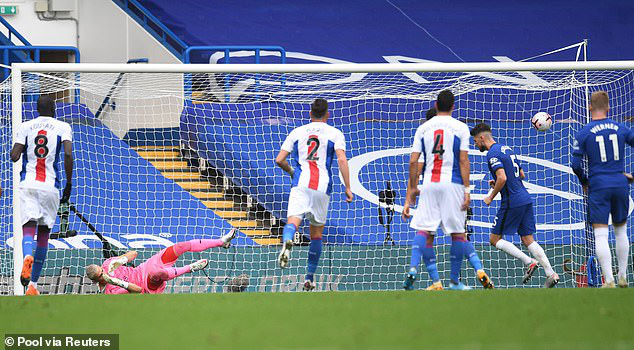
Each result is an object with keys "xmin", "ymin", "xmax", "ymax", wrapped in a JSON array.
[{"xmin": 2, "ymin": 289, "xmax": 633, "ymax": 350}]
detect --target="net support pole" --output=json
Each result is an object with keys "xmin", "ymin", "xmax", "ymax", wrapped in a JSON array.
[{"xmin": 11, "ymin": 65, "xmax": 23, "ymax": 295}]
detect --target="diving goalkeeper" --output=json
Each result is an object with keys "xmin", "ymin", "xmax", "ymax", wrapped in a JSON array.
[{"xmin": 86, "ymin": 229, "xmax": 236, "ymax": 294}]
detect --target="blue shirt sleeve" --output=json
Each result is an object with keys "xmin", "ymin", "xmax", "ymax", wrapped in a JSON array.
[
  {"xmin": 487, "ymin": 149, "xmax": 503, "ymax": 172},
  {"xmin": 571, "ymin": 131, "xmax": 588, "ymax": 185}
]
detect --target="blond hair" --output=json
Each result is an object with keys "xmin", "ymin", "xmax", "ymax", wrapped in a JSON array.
[
  {"xmin": 590, "ymin": 91, "xmax": 609, "ymax": 112},
  {"xmin": 86, "ymin": 264, "xmax": 101, "ymax": 281}
]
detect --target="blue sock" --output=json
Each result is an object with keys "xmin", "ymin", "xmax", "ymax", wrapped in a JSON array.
[
  {"xmin": 409, "ymin": 234, "xmax": 426, "ymax": 272},
  {"xmin": 282, "ymin": 223, "xmax": 296, "ymax": 243},
  {"xmin": 306, "ymin": 237, "xmax": 323, "ymax": 282},
  {"xmin": 463, "ymin": 241, "xmax": 483, "ymax": 272},
  {"xmin": 450, "ymin": 238, "xmax": 465, "ymax": 284},
  {"xmin": 22, "ymin": 233, "xmax": 35, "ymax": 258},
  {"xmin": 31, "ymin": 244, "xmax": 48, "ymax": 283},
  {"xmin": 422, "ymin": 246, "xmax": 440, "ymax": 283}
]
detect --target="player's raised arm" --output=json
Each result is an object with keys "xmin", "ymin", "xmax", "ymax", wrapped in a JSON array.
[{"xmin": 107, "ymin": 251, "xmax": 138, "ymax": 274}]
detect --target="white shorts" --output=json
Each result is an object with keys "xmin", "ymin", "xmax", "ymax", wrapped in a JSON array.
[
  {"xmin": 410, "ymin": 182, "xmax": 466, "ymax": 234},
  {"xmin": 19, "ymin": 187, "xmax": 60, "ymax": 229},
  {"xmin": 287, "ymin": 187, "xmax": 330, "ymax": 226}
]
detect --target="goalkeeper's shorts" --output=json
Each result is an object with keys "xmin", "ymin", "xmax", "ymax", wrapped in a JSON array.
[
  {"xmin": 18, "ymin": 186, "xmax": 60, "ymax": 229},
  {"xmin": 287, "ymin": 186, "xmax": 330, "ymax": 226}
]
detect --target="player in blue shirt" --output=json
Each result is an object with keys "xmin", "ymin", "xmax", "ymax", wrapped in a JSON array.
[
  {"xmin": 471, "ymin": 123, "xmax": 559, "ymax": 288},
  {"xmin": 571, "ymin": 91, "xmax": 633, "ymax": 288}
]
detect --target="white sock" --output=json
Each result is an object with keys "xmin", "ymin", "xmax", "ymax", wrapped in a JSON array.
[
  {"xmin": 495, "ymin": 239, "xmax": 532, "ymax": 265},
  {"xmin": 614, "ymin": 225, "xmax": 630, "ymax": 280},
  {"xmin": 28, "ymin": 281, "xmax": 37, "ymax": 288},
  {"xmin": 594, "ymin": 226, "xmax": 614, "ymax": 283},
  {"xmin": 527, "ymin": 242, "xmax": 555, "ymax": 277}
]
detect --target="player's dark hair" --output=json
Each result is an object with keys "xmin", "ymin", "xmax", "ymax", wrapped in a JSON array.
[
  {"xmin": 426, "ymin": 107, "xmax": 437, "ymax": 121},
  {"xmin": 470, "ymin": 123, "xmax": 492, "ymax": 137},
  {"xmin": 436, "ymin": 90, "xmax": 454, "ymax": 113},
  {"xmin": 37, "ymin": 95, "xmax": 56, "ymax": 117},
  {"xmin": 311, "ymin": 98, "xmax": 328, "ymax": 119}
]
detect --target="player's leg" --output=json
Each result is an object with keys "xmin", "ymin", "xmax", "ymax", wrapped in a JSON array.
[
  {"xmin": 406, "ymin": 186, "xmax": 442, "ymax": 290},
  {"xmin": 303, "ymin": 191, "xmax": 330, "ymax": 291},
  {"xmin": 444, "ymin": 184, "xmax": 490, "ymax": 290},
  {"xmin": 19, "ymin": 188, "xmax": 41, "ymax": 287},
  {"xmin": 611, "ymin": 187, "xmax": 630, "ymax": 287},
  {"xmin": 490, "ymin": 206, "xmax": 535, "ymax": 265},
  {"xmin": 447, "ymin": 233, "xmax": 471, "ymax": 290},
  {"xmin": 20, "ymin": 221, "xmax": 37, "ymax": 286},
  {"xmin": 26, "ymin": 224, "xmax": 51, "ymax": 295},
  {"xmin": 404, "ymin": 231, "xmax": 441, "ymax": 290},
  {"xmin": 588, "ymin": 190, "xmax": 615, "ymax": 287},
  {"xmin": 26, "ymin": 190, "xmax": 59, "ymax": 295},
  {"xmin": 303, "ymin": 223, "xmax": 324, "ymax": 291},
  {"xmin": 420, "ymin": 232, "xmax": 441, "ymax": 290},
  {"xmin": 518, "ymin": 203, "xmax": 557, "ymax": 286},
  {"xmin": 280, "ymin": 187, "xmax": 307, "ymax": 268},
  {"xmin": 150, "ymin": 259, "xmax": 209, "ymax": 283},
  {"xmin": 160, "ymin": 228, "xmax": 237, "ymax": 265}
]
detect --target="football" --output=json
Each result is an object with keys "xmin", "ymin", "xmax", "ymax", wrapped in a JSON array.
[{"xmin": 531, "ymin": 112, "xmax": 553, "ymax": 131}]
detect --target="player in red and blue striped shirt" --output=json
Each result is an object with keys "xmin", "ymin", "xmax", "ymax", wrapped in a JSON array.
[
  {"xmin": 275, "ymin": 98, "xmax": 353, "ymax": 291},
  {"xmin": 10, "ymin": 96, "xmax": 73, "ymax": 295}
]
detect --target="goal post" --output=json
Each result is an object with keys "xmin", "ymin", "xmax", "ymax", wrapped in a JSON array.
[{"xmin": 7, "ymin": 60, "xmax": 634, "ymax": 295}]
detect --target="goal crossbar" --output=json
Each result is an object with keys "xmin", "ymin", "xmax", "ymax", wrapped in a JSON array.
[{"xmin": 11, "ymin": 60, "xmax": 634, "ymax": 74}]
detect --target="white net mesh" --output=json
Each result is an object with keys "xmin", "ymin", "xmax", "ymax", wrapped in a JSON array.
[{"xmin": 3, "ymin": 65, "xmax": 633, "ymax": 294}]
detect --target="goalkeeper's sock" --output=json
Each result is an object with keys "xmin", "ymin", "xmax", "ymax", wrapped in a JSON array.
[
  {"xmin": 282, "ymin": 223, "xmax": 296, "ymax": 243},
  {"xmin": 594, "ymin": 226, "xmax": 615, "ymax": 284},
  {"xmin": 31, "ymin": 236, "xmax": 49, "ymax": 283},
  {"xmin": 495, "ymin": 239, "xmax": 532, "ymax": 265},
  {"xmin": 421, "ymin": 246, "xmax": 440, "ymax": 283},
  {"xmin": 449, "ymin": 235, "xmax": 466, "ymax": 284},
  {"xmin": 22, "ymin": 225, "xmax": 36, "ymax": 258},
  {"xmin": 409, "ymin": 232, "xmax": 426, "ymax": 270},
  {"xmin": 463, "ymin": 240, "xmax": 483, "ymax": 272},
  {"xmin": 614, "ymin": 224, "xmax": 629, "ymax": 280},
  {"xmin": 306, "ymin": 237, "xmax": 323, "ymax": 282},
  {"xmin": 527, "ymin": 241, "xmax": 555, "ymax": 277}
]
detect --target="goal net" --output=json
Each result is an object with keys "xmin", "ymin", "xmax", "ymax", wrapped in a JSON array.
[{"xmin": 3, "ymin": 61, "xmax": 634, "ymax": 295}]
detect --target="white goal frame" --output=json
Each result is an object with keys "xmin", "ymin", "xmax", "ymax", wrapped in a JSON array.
[{"xmin": 10, "ymin": 60, "xmax": 634, "ymax": 295}]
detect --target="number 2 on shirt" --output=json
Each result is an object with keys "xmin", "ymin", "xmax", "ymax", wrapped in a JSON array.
[{"xmin": 306, "ymin": 136, "xmax": 320, "ymax": 161}]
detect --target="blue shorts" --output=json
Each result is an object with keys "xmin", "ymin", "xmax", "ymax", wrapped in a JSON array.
[
  {"xmin": 492, "ymin": 203, "xmax": 536, "ymax": 237},
  {"xmin": 588, "ymin": 187, "xmax": 629, "ymax": 225}
]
